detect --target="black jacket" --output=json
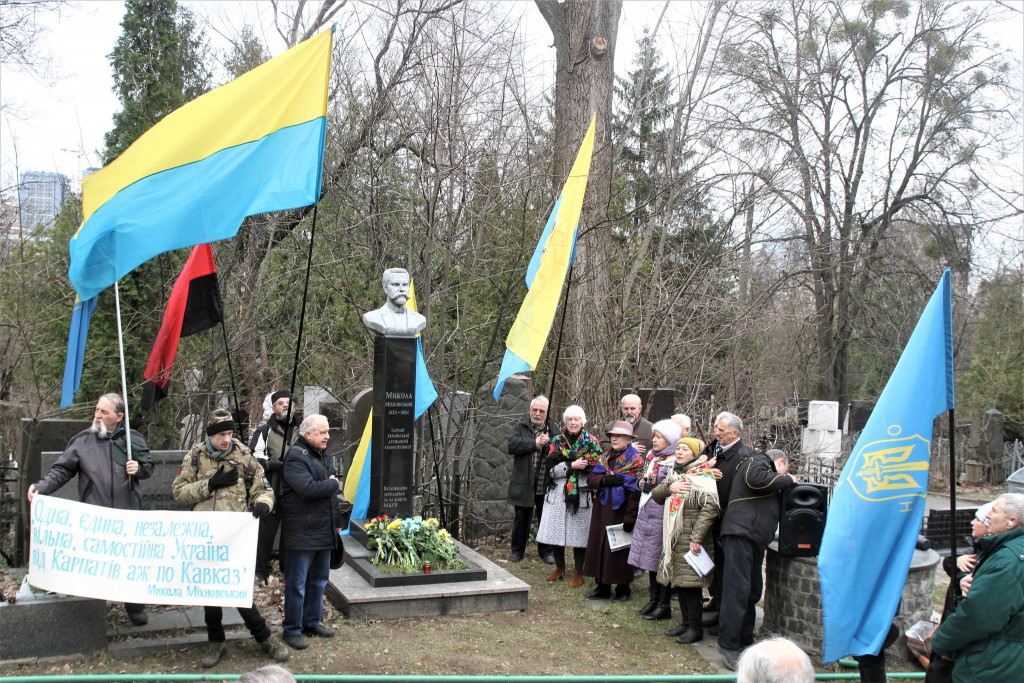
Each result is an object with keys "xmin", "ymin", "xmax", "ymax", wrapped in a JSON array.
[
  {"xmin": 506, "ymin": 415, "xmax": 559, "ymax": 507},
  {"xmin": 279, "ymin": 436, "xmax": 342, "ymax": 551},
  {"xmin": 720, "ymin": 450, "xmax": 795, "ymax": 548}
]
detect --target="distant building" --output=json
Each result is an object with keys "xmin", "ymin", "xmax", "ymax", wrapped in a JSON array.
[{"xmin": 18, "ymin": 171, "xmax": 71, "ymax": 232}]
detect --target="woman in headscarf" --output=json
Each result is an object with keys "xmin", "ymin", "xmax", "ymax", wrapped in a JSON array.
[
  {"xmin": 536, "ymin": 404, "xmax": 604, "ymax": 588},
  {"xmin": 582, "ymin": 420, "xmax": 646, "ymax": 601},
  {"xmin": 628, "ymin": 419, "xmax": 683, "ymax": 621},
  {"xmin": 652, "ymin": 436, "xmax": 718, "ymax": 643}
]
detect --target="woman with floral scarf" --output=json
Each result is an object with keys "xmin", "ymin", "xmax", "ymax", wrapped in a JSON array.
[
  {"xmin": 536, "ymin": 405, "xmax": 604, "ymax": 588},
  {"xmin": 628, "ymin": 419, "xmax": 683, "ymax": 621},
  {"xmin": 652, "ymin": 436, "xmax": 719, "ymax": 644},
  {"xmin": 582, "ymin": 420, "xmax": 646, "ymax": 601}
]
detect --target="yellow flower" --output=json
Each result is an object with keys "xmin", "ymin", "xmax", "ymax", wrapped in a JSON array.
[
  {"xmin": 387, "ymin": 520, "xmax": 402, "ymax": 531},
  {"xmin": 424, "ymin": 518, "xmax": 439, "ymax": 528},
  {"xmin": 438, "ymin": 529, "xmax": 451, "ymax": 541}
]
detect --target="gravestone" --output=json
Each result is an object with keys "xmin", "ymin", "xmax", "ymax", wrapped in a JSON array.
[
  {"xmin": 465, "ymin": 377, "xmax": 529, "ymax": 539},
  {"xmin": 621, "ymin": 388, "xmax": 675, "ymax": 423},
  {"xmin": 40, "ymin": 450, "xmax": 189, "ymax": 511},
  {"xmin": 340, "ymin": 389, "xmax": 373, "ymax": 481},
  {"xmin": 368, "ymin": 336, "xmax": 417, "ymax": 518},
  {"xmin": 978, "ymin": 408, "xmax": 1003, "ymax": 465}
]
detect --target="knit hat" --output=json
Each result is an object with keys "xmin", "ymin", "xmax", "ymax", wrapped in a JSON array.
[
  {"xmin": 651, "ymin": 419, "xmax": 682, "ymax": 452},
  {"xmin": 205, "ymin": 409, "xmax": 235, "ymax": 436},
  {"xmin": 270, "ymin": 389, "xmax": 292, "ymax": 404},
  {"xmin": 677, "ymin": 437, "xmax": 704, "ymax": 459},
  {"xmin": 606, "ymin": 420, "xmax": 634, "ymax": 437}
]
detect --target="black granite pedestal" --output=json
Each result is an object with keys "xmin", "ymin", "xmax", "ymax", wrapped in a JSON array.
[{"xmin": 369, "ymin": 334, "xmax": 416, "ymax": 519}]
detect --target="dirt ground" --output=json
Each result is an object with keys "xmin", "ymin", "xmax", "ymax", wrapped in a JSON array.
[{"xmin": 1, "ymin": 543, "xmax": 718, "ymax": 677}]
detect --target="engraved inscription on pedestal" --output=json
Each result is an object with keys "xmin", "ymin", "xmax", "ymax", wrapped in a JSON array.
[{"xmin": 369, "ymin": 336, "xmax": 417, "ymax": 518}]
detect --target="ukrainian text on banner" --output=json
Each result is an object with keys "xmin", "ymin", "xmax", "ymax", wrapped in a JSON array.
[{"xmin": 29, "ymin": 495, "xmax": 257, "ymax": 608}]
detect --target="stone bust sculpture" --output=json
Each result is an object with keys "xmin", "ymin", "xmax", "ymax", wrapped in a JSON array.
[{"xmin": 362, "ymin": 267, "xmax": 427, "ymax": 338}]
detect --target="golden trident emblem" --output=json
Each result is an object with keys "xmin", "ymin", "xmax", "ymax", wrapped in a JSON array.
[{"xmin": 856, "ymin": 443, "xmax": 929, "ymax": 494}]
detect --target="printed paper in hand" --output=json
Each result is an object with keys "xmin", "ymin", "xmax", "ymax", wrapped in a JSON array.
[
  {"xmin": 684, "ymin": 549, "xmax": 714, "ymax": 576},
  {"xmin": 606, "ymin": 523, "xmax": 633, "ymax": 551}
]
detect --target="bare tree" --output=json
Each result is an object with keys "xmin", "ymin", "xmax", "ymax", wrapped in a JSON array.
[{"xmin": 715, "ymin": 0, "xmax": 1020, "ymax": 407}]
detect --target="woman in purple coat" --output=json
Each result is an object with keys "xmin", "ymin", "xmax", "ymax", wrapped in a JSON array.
[{"xmin": 628, "ymin": 419, "xmax": 682, "ymax": 621}]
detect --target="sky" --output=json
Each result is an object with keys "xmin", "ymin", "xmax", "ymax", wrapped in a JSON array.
[
  {"xmin": 1, "ymin": 1, "xmax": 1020, "ymax": 197},
  {"xmin": 0, "ymin": 0, "xmax": 690, "ymax": 194}
]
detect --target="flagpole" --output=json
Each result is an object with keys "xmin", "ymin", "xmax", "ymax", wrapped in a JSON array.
[
  {"xmin": 219, "ymin": 319, "xmax": 245, "ymax": 440},
  {"xmin": 283, "ymin": 203, "xmax": 320, "ymax": 446},
  {"xmin": 113, "ymin": 281, "xmax": 134, "ymax": 461},
  {"xmin": 948, "ymin": 408, "xmax": 957, "ymax": 558},
  {"xmin": 546, "ymin": 265, "xmax": 574, "ymax": 404}
]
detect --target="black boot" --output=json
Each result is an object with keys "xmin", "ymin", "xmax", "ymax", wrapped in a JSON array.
[
  {"xmin": 637, "ymin": 572, "xmax": 659, "ymax": 616},
  {"xmin": 665, "ymin": 588, "xmax": 687, "ymax": 636},
  {"xmin": 676, "ymin": 589, "xmax": 704, "ymax": 644},
  {"xmin": 644, "ymin": 584, "xmax": 672, "ymax": 621}
]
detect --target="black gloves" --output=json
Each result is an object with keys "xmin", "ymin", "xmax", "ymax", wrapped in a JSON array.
[
  {"xmin": 623, "ymin": 521, "xmax": 635, "ymax": 533},
  {"xmin": 208, "ymin": 465, "xmax": 239, "ymax": 491},
  {"xmin": 251, "ymin": 503, "xmax": 271, "ymax": 519},
  {"xmin": 265, "ymin": 458, "xmax": 284, "ymax": 474},
  {"xmin": 602, "ymin": 474, "xmax": 625, "ymax": 487},
  {"xmin": 639, "ymin": 479, "xmax": 654, "ymax": 494}
]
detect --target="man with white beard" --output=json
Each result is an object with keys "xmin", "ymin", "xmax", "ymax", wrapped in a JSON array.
[
  {"xmin": 28, "ymin": 392, "xmax": 154, "ymax": 625},
  {"xmin": 599, "ymin": 394, "xmax": 653, "ymax": 456}
]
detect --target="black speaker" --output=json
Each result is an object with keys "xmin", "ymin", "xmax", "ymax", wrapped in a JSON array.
[{"xmin": 778, "ymin": 483, "xmax": 829, "ymax": 557}]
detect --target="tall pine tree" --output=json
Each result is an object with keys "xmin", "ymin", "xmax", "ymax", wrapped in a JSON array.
[{"xmin": 103, "ymin": 0, "xmax": 210, "ymax": 163}]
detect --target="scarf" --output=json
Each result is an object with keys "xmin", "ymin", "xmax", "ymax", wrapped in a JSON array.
[
  {"xmin": 205, "ymin": 438, "xmax": 234, "ymax": 461},
  {"xmin": 593, "ymin": 444, "xmax": 645, "ymax": 509},
  {"xmin": 657, "ymin": 467, "xmax": 719, "ymax": 586},
  {"xmin": 545, "ymin": 428, "xmax": 603, "ymax": 513}
]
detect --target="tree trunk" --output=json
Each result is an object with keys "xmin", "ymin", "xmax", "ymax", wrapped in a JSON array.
[{"xmin": 536, "ymin": 0, "xmax": 621, "ymax": 412}]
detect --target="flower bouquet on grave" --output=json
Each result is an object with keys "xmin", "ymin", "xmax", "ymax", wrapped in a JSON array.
[{"xmin": 364, "ymin": 515, "xmax": 465, "ymax": 572}]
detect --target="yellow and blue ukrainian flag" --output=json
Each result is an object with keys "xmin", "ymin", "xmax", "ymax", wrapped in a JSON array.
[
  {"xmin": 492, "ymin": 114, "xmax": 596, "ymax": 401},
  {"xmin": 818, "ymin": 268, "xmax": 954, "ymax": 663},
  {"xmin": 68, "ymin": 29, "xmax": 333, "ymax": 301}
]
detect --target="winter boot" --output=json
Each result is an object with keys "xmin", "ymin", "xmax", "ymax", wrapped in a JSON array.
[
  {"xmin": 546, "ymin": 567, "xmax": 565, "ymax": 582},
  {"xmin": 644, "ymin": 583, "xmax": 672, "ymax": 621},
  {"xmin": 665, "ymin": 588, "xmax": 688, "ymax": 636},
  {"xmin": 637, "ymin": 572, "xmax": 659, "ymax": 616},
  {"xmin": 676, "ymin": 589, "xmax": 704, "ymax": 644},
  {"xmin": 568, "ymin": 570, "xmax": 585, "ymax": 588}
]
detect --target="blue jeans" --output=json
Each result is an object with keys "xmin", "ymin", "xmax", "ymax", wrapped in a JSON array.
[{"xmin": 283, "ymin": 548, "xmax": 330, "ymax": 636}]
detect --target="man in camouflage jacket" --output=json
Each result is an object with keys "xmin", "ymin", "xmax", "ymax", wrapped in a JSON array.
[{"xmin": 172, "ymin": 409, "xmax": 289, "ymax": 668}]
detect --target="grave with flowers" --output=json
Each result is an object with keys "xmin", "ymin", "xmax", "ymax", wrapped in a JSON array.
[
  {"xmin": 345, "ymin": 514, "xmax": 486, "ymax": 588},
  {"xmin": 325, "ymin": 288, "xmax": 529, "ymax": 618}
]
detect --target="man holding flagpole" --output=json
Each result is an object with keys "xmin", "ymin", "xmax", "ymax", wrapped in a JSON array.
[{"xmin": 29, "ymin": 393, "xmax": 153, "ymax": 626}]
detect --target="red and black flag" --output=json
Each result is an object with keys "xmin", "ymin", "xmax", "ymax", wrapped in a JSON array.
[{"xmin": 141, "ymin": 244, "xmax": 223, "ymax": 410}]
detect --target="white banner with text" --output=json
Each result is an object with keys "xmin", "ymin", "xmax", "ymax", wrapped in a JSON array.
[{"xmin": 29, "ymin": 495, "xmax": 257, "ymax": 608}]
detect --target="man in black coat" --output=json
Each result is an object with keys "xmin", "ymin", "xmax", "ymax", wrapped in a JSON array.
[
  {"xmin": 702, "ymin": 411, "xmax": 755, "ymax": 623},
  {"xmin": 716, "ymin": 447, "xmax": 798, "ymax": 670},
  {"xmin": 507, "ymin": 395, "xmax": 560, "ymax": 563},
  {"xmin": 279, "ymin": 414, "xmax": 342, "ymax": 651}
]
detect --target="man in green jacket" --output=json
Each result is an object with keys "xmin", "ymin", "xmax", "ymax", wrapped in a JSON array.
[
  {"xmin": 172, "ymin": 409, "xmax": 289, "ymax": 669},
  {"xmin": 931, "ymin": 493, "xmax": 1024, "ymax": 683}
]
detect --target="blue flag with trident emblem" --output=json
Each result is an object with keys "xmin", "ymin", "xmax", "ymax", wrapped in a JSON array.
[{"xmin": 819, "ymin": 269, "xmax": 954, "ymax": 663}]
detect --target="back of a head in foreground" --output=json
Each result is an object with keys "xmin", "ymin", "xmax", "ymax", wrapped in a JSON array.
[
  {"xmin": 736, "ymin": 637, "xmax": 815, "ymax": 683},
  {"xmin": 237, "ymin": 666, "xmax": 297, "ymax": 683}
]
